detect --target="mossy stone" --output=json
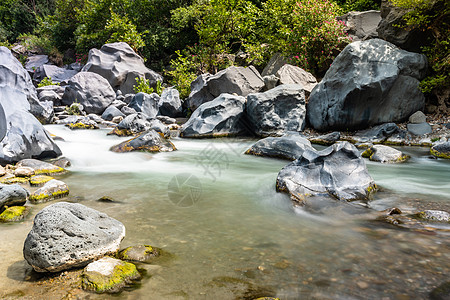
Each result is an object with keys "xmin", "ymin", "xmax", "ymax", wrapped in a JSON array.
[
  {"xmin": 117, "ymin": 245, "xmax": 160, "ymax": 263},
  {"xmin": 29, "ymin": 175, "xmax": 54, "ymax": 187},
  {"xmin": 67, "ymin": 122, "xmax": 98, "ymax": 130},
  {"xmin": 0, "ymin": 176, "xmax": 30, "ymax": 184},
  {"xmin": 0, "ymin": 206, "xmax": 29, "ymax": 222}
]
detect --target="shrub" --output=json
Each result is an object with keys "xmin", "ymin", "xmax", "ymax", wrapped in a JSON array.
[
  {"xmin": 133, "ymin": 77, "xmax": 154, "ymax": 94},
  {"xmin": 37, "ymin": 77, "xmax": 60, "ymax": 88}
]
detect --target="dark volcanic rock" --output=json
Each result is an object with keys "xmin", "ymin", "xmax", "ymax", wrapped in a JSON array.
[
  {"xmin": 307, "ymin": 39, "xmax": 427, "ymax": 131},
  {"xmin": 159, "ymin": 87, "xmax": 182, "ymax": 117},
  {"xmin": 245, "ymin": 133, "xmax": 314, "ymax": 161},
  {"xmin": 276, "ymin": 142, "xmax": 376, "ymax": 204},
  {"xmin": 275, "ymin": 64, "xmax": 317, "ymax": 94},
  {"xmin": 246, "ymin": 84, "xmax": 306, "ymax": 137},
  {"xmin": 23, "ymin": 202, "xmax": 125, "ymax": 272},
  {"xmin": 188, "ymin": 66, "xmax": 264, "ymax": 111},
  {"xmin": 82, "ymin": 42, "xmax": 162, "ymax": 94},
  {"xmin": 62, "ymin": 72, "xmax": 115, "ymax": 114},
  {"xmin": 33, "ymin": 64, "xmax": 78, "ymax": 83},
  {"xmin": 337, "ymin": 10, "xmax": 381, "ymax": 41},
  {"xmin": 180, "ymin": 93, "xmax": 247, "ymax": 138},
  {"xmin": 101, "ymin": 106, "xmax": 125, "ymax": 121},
  {"xmin": 407, "ymin": 122, "xmax": 432, "ymax": 136},
  {"xmin": 128, "ymin": 92, "xmax": 159, "ymax": 119},
  {"xmin": 353, "ymin": 123, "xmax": 401, "ymax": 143},
  {"xmin": 110, "ymin": 113, "xmax": 169, "ymax": 137},
  {"xmin": 310, "ymin": 132, "xmax": 341, "ymax": 146},
  {"xmin": 110, "ymin": 129, "xmax": 176, "ymax": 153},
  {"xmin": 362, "ymin": 144, "xmax": 409, "ymax": 163}
]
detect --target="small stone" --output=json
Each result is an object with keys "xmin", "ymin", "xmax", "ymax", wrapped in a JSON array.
[
  {"xmin": 14, "ymin": 167, "xmax": 35, "ymax": 177},
  {"xmin": 408, "ymin": 111, "xmax": 427, "ymax": 124},
  {"xmin": 415, "ymin": 210, "xmax": 450, "ymax": 222},
  {"xmin": 117, "ymin": 245, "xmax": 160, "ymax": 263},
  {"xmin": 112, "ymin": 116, "xmax": 123, "ymax": 124},
  {"xmin": 0, "ymin": 206, "xmax": 29, "ymax": 222},
  {"xmin": 29, "ymin": 175, "xmax": 54, "ymax": 187},
  {"xmin": 80, "ymin": 257, "xmax": 141, "ymax": 293},
  {"xmin": 407, "ymin": 122, "xmax": 432, "ymax": 136},
  {"xmin": 0, "ymin": 183, "xmax": 29, "ymax": 211},
  {"xmin": 357, "ymin": 281, "xmax": 369, "ymax": 289},
  {"xmin": 29, "ymin": 179, "xmax": 69, "ymax": 203}
]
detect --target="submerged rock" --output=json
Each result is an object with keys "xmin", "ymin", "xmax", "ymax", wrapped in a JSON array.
[
  {"xmin": 276, "ymin": 142, "xmax": 377, "ymax": 204},
  {"xmin": 246, "ymin": 84, "xmax": 306, "ymax": 137},
  {"xmin": 17, "ymin": 159, "xmax": 65, "ymax": 175},
  {"xmin": 0, "ymin": 184, "xmax": 29, "ymax": 212},
  {"xmin": 415, "ymin": 210, "xmax": 450, "ymax": 222},
  {"xmin": 245, "ymin": 134, "xmax": 313, "ymax": 161},
  {"xmin": 29, "ymin": 175, "xmax": 54, "ymax": 187},
  {"xmin": 431, "ymin": 142, "xmax": 450, "ymax": 159},
  {"xmin": 361, "ymin": 145, "xmax": 409, "ymax": 163},
  {"xmin": 110, "ymin": 129, "xmax": 176, "ymax": 153},
  {"xmin": 80, "ymin": 257, "xmax": 140, "ymax": 293},
  {"xmin": 29, "ymin": 179, "xmax": 69, "ymax": 203},
  {"xmin": 117, "ymin": 245, "xmax": 160, "ymax": 263},
  {"xmin": 23, "ymin": 202, "xmax": 126, "ymax": 272},
  {"xmin": 0, "ymin": 205, "xmax": 29, "ymax": 222},
  {"xmin": 180, "ymin": 93, "xmax": 247, "ymax": 138}
]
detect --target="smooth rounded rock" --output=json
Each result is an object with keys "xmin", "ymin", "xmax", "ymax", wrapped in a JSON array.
[
  {"xmin": 0, "ymin": 184, "xmax": 29, "ymax": 212},
  {"xmin": 29, "ymin": 179, "xmax": 69, "ymax": 203},
  {"xmin": 430, "ymin": 142, "xmax": 450, "ymax": 159},
  {"xmin": 110, "ymin": 129, "xmax": 176, "ymax": 153},
  {"xmin": 245, "ymin": 134, "xmax": 314, "ymax": 161},
  {"xmin": 362, "ymin": 145, "xmax": 409, "ymax": 163}
]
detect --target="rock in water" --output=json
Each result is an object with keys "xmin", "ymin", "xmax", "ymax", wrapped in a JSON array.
[
  {"xmin": 82, "ymin": 42, "xmax": 162, "ymax": 94},
  {"xmin": 431, "ymin": 142, "xmax": 450, "ymax": 159},
  {"xmin": 0, "ymin": 184, "xmax": 29, "ymax": 212},
  {"xmin": 109, "ymin": 113, "xmax": 169, "ymax": 137},
  {"xmin": 16, "ymin": 158, "xmax": 65, "ymax": 175},
  {"xmin": 276, "ymin": 142, "xmax": 377, "ymax": 204},
  {"xmin": 188, "ymin": 66, "xmax": 264, "ymax": 111},
  {"xmin": 0, "ymin": 86, "xmax": 62, "ymax": 165},
  {"xmin": 62, "ymin": 72, "xmax": 116, "ymax": 114},
  {"xmin": 307, "ymin": 39, "xmax": 427, "ymax": 131},
  {"xmin": 23, "ymin": 202, "xmax": 126, "ymax": 272},
  {"xmin": 29, "ymin": 179, "xmax": 69, "ymax": 203},
  {"xmin": 247, "ymin": 84, "xmax": 306, "ymax": 137},
  {"xmin": 110, "ymin": 129, "xmax": 176, "ymax": 153},
  {"xmin": 361, "ymin": 145, "xmax": 409, "ymax": 163},
  {"xmin": 245, "ymin": 133, "xmax": 314, "ymax": 161},
  {"xmin": 81, "ymin": 257, "xmax": 140, "ymax": 293},
  {"xmin": 180, "ymin": 93, "xmax": 247, "ymax": 138}
]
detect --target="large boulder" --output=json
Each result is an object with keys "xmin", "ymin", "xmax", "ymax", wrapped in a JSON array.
[
  {"xmin": 245, "ymin": 133, "xmax": 314, "ymax": 161},
  {"xmin": 275, "ymin": 64, "xmax": 318, "ymax": 94},
  {"xmin": 0, "ymin": 86, "xmax": 62, "ymax": 165},
  {"xmin": 0, "ymin": 184, "xmax": 29, "ymax": 212},
  {"xmin": 128, "ymin": 92, "xmax": 159, "ymax": 118},
  {"xmin": 246, "ymin": 84, "xmax": 306, "ymax": 137},
  {"xmin": 62, "ymin": 72, "xmax": 116, "ymax": 114},
  {"xmin": 23, "ymin": 202, "xmax": 126, "ymax": 272},
  {"xmin": 33, "ymin": 64, "xmax": 78, "ymax": 83},
  {"xmin": 158, "ymin": 87, "xmax": 182, "ymax": 117},
  {"xmin": 307, "ymin": 39, "xmax": 427, "ymax": 131},
  {"xmin": 110, "ymin": 129, "xmax": 176, "ymax": 153},
  {"xmin": 276, "ymin": 142, "xmax": 377, "ymax": 204},
  {"xmin": 0, "ymin": 46, "xmax": 52, "ymax": 123},
  {"xmin": 188, "ymin": 66, "xmax": 264, "ymax": 111},
  {"xmin": 180, "ymin": 93, "xmax": 247, "ymax": 138},
  {"xmin": 337, "ymin": 10, "xmax": 381, "ymax": 41},
  {"xmin": 101, "ymin": 106, "xmax": 125, "ymax": 121},
  {"xmin": 82, "ymin": 42, "xmax": 162, "ymax": 94}
]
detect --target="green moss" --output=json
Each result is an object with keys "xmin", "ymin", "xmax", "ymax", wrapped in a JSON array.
[
  {"xmin": 0, "ymin": 206, "xmax": 28, "ymax": 222},
  {"xmin": 361, "ymin": 148, "xmax": 373, "ymax": 158},
  {"xmin": 67, "ymin": 122, "xmax": 97, "ymax": 130},
  {"xmin": 117, "ymin": 245, "xmax": 160, "ymax": 263},
  {"xmin": 366, "ymin": 184, "xmax": 378, "ymax": 195},
  {"xmin": 29, "ymin": 189, "xmax": 69, "ymax": 203},
  {"xmin": 431, "ymin": 148, "xmax": 450, "ymax": 159},
  {"xmin": 29, "ymin": 175, "xmax": 54, "ymax": 186},
  {"xmin": 396, "ymin": 154, "xmax": 410, "ymax": 163},
  {"xmin": 0, "ymin": 177, "xmax": 29, "ymax": 184},
  {"xmin": 81, "ymin": 259, "xmax": 140, "ymax": 293},
  {"xmin": 107, "ymin": 128, "xmax": 134, "ymax": 137}
]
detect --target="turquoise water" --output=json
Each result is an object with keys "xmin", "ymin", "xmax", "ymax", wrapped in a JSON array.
[{"xmin": 0, "ymin": 125, "xmax": 449, "ymax": 299}]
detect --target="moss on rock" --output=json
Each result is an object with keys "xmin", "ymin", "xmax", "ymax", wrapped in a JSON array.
[
  {"xmin": 29, "ymin": 179, "xmax": 69, "ymax": 203},
  {"xmin": 0, "ymin": 206, "xmax": 29, "ymax": 222},
  {"xmin": 0, "ymin": 176, "xmax": 30, "ymax": 185},
  {"xmin": 29, "ymin": 175, "xmax": 54, "ymax": 187},
  {"xmin": 117, "ymin": 245, "xmax": 160, "ymax": 263}
]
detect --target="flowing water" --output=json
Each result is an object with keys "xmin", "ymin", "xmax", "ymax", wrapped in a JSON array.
[{"xmin": 1, "ymin": 125, "xmax": 449, "ymax": 300}]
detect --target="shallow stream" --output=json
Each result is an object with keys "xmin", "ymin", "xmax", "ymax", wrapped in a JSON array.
[{"xmin": 0, "ymin": 125, "xmax": 449, "ymax": 299}]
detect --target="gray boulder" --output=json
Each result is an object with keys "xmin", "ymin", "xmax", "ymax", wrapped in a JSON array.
[
  {"xmin": 263, "ymin": 74, "xmax": 279, "ymax": 90},
  {"xmin": 353, "ymin": 123, "xmax": 401, "ymax": 143},
  {"xmin": 275, "ymin": 64, "xmax": 317, "ymax": 94},
  {"xmin": 246, "ymin": 84, "xmax": 306, "ymax": 137},
  {"xmin": 82, "ymin": 42, "xmax": 162, "ymax": 94},
  {"xmin": 431, "ymin": 142, "xmax": 450, "ymax": 159},
  {"xmin": 408, "ymin": 111, "xmax": 426, "ymax": 124},
  {"xmin": 33, "ymin": 65, "xmax": 78, "ymax": 83},
  {"xmin": 245, "ymin": 133, "xmax": 314, "ymax": 161},
  {"xmin": 17, "ymin": 158, "xmax": 65, "ymax": 175},
  {"xmin": 0, "ymin": 46, "xmax": 52, "ymax": 123},
  {"xmin": 407, "ymin": 122, "xmax": 432, "ymax": 136},
  {"xmin": 416, "ymin": 210, "xmax": 450, "ymax": 222},
  {"xmin": 276, "ymin": 142, "xmax": 377, "ymax": 204},
  {"xmin": 181, "ymin": 93, "xmax": 247, "ymax": 138},
  {"xmin": 110, "ymin": 129, "xmax": 176, "ymax": 153},
  {"xmin": 261, "ymin": 53, "xmax": 288, "ymax": 77},
  {"xmin": 362, "ymin": 144, "xmax": 409, "ymax": 163},
  {"xmin": 102, "ymin": 106, "xmax": 125, "ymax": 121},
  {"xmin": 337, "ymin": 10, "xmax": 381, "ymax": 41},
  {"xmin": 310, "ymin": 132, "xmax": 341, "ymax": 146},
  {"xmin": 110, "ymin": 113, "xmax": 169, "ymax": 137},
  {"xmin": 23, "ymin": 202, "xmax": 126, "ymax": 272},
  {"xmin": 62, "ymin": 72, "xmax": 116, "ymax": 114},
  {"xmin": 29, "ymin": 179, "xmax": 69, "ymax": 203},
  {"xmin": 37, "ymin": 85, "xmax": 65, "ymax": 106},
  {"xmin": 121, "ymin": 106, "xmax": 137, "ymax": 116},
  {"xmin": 307, "ymin": 39, "xmax": 428, "ymax": 131},
  {"xmin": 188, "ymin": 66, "xmax": 264, "ymax": 111},
  {"xmin": 158, "ymin": 87, "xmax": 182, "ymax": 117},
  {"xmin": 25, "ymin": 55, "xmax": 48, "ymax": 73},
  {"xmin": 128, "ymin": 92, "xmax": 159, "ymax": 118},
  {"xmin": 0, "ymin": 184, "xmax": 29, "ymax": 212},
  {"xmin": 0, "ymin": 86, "xmax": 62, "ymax": 165}
]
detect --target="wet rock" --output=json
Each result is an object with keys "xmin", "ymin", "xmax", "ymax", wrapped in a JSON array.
[
  {"xmin": 361, "ymin": 145, "xmax": 409, "ymax": 163},
  {"xmin": 29, "ymin": 175, "xmax": 54, "ymax": 187},
  {"xmin": 307, "ymin": 39, "xmax": 427, "ymax": 131},
  {"xmin": 118, "ymin": 245, "xmax": 160, "ymax": 263},
  {"xmin": 180, "ymin": 93, "xmax": 247, "ymax": 138},
  {"xmin": 408, "ymin": 111, "xmax": 426, "ymax": 124},
  {"xmin": 245, "ymin": 134, "xmax": 314, "ymax": 161},
  {"xmin": 337, "ymin": 10, "xmax": 381, "ymax": 41},
  {"xmin": 29, "ymin": 179, "xmax": 69, "ymax": 203},
  {"xmin": 17, "ymin": 159, "xmax": 65, "ymax": 175},
  {"xmin": 157, "ymin": 116, "xmax": 176, "ymax": 125},
  {"xmin": 0, "ymin": 206, "xmax": 29, "ymax": 222},
  {"xmin": 110, "ymin": 100, "xmax": 127, "ymax": 111},
  {"xmin": 112, "ymin": 116, "xmax": 123, "ymax": 124},
  {"xmin": 247, "ymin": 84, "xmax": 306, "ymax": 137},
  {"xmin": 110, "ymin": 129, "xmax": 176, "ymax": 153},
  {"xmin": 275, "ymin": 64, "xmax": 317, "ymax": 94},
  {"xmin": 310, "ymin": 132, "xmax": 341, "ymax": 146},
  {"xmin": 188, "ymin": 66, "xmax": 264, "ymax": 111},
  {"xmin": 49, "ymin": 157, "xmax": 71, "ymax": 169},
  {"xmin": 353, "ymin": 123, "xmax": 401, "ymax": 143},
  {"xmin": 66, "ymin": 119, "xmax": 99, "ymax": 130},
  {"xmin": 430, "ymin": 281, "xmax": 450, "ymax": 300},
  {"xmin": 14, "ymin": 167, "xmax": 35, "ymax": 177},
  {"xmin": 407, "ymin": 122, "xmax": 432, "ymax": 136},
  {"xmin": 101, "ymin": 106, "xmax": 125, "ymax": 121},
  {"xmin": 33, "ymin": 64, "xmax": 78, "ymax": 83},
  {"xmin": 158, "ymin": 87, "xmax": 182, "ymax": 117},
  {"xmin": 109, "ymin": 113, "xmax": 169, "ymax": 137},
  {"xmin": 62, "ymin": 72, "xmax": 115, "ymax": 114},
  {"xmin": 415, "ymin": 210, "xmax": 450, "ymax": 222},
  {"xmin": 80, "ymin": 257, "xmax": 140, "ymax": 293},
  {"xmin": 82, "ymin": 42, "xmax": 162, "ymax": 94},
  {"xmin": 276, "ymin": 142, "xmax": 377, "ymax": 204},
  {"xmin": 430, "ymin": 142, "xmax": 450, "ymax": 159},
  {"xmin": 128, "ymin": 92, "xmax": 159, "ymax": 119},
  {"xmin": 23, "ymin": 202, "xmax": 126, "ymax": 272},
  {"xmin": 0, "ymin": 184, "xmax": 29, "ymax": 212},
  {"xmin": 37, "ymin": 85, "xmax": 65, "ymax": 106}
]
